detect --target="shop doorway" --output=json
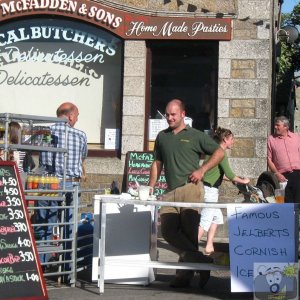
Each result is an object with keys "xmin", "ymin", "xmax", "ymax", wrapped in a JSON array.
[{"xmin": 146, "ymin": 40, "xmax": 219, "ymax": 147}]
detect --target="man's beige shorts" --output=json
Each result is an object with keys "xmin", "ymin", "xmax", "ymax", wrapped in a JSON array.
[{"xmin": 160, "ymin": 182, "xmax": 204, "ymax": 215}]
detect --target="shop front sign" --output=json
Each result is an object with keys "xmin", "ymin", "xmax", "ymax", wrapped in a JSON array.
[{"xmin": 0, "ymin": 0, "xmax": 232, "ymax": 40}]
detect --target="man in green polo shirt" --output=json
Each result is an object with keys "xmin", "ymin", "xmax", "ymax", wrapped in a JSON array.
[{"xmin": 149, "ymin": 99, "xmax": 224, "ymax": 288}]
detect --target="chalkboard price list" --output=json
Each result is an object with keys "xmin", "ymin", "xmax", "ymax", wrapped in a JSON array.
[
  {"xmin": 0, "ymin": 162, "xmax": 48, "ymax": 300},
  {"xmin": 126, "ymin": 152, "xmax": 168, "ymax": 196}
]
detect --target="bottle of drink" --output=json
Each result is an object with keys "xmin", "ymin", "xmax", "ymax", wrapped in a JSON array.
[
  {"xmin": 26, "ymin": 173, "xmax": 33, "ymax": 190},
  {"xmin": 45, "ymin": 174, "xmax": 51, "ymax": 195},
  {"xmin": 50, "ymin": 175, "xmax": 59, "ymax": 196}
]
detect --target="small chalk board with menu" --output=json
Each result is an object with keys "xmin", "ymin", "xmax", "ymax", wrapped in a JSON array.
[
  {"xmin": 125, "ymin": 151, "xmax": 167, "ymax": 196},
  {"xmin": 0, "ymin": 161, "xmax": 48, "ymax": 300}
]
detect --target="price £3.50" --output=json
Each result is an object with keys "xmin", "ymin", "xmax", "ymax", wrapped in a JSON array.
[
  {"xmin": 6, "ymin": 196, "xmax": 21, "ymax": 207},
  {"xmin": 8, "ymin": 208, "xmax": 24, "ymax": 220},
  {"xmin": 19, "ymin": 251, "xmax": 34, "ymax": 262}
]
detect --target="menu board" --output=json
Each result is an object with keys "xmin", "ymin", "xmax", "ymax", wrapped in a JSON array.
[
  {"xmin": 227, "ymin": 203, "xmax": 296, "ymax": 293},
  {"xmin": 125, "ymin": 151, "xmax": 167, "ymax": 196},
  {"xmin": 0, "ymin": 161, "xmax": 48, "ymax": 300}
]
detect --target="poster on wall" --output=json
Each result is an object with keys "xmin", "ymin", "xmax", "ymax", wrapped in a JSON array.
[
  {"xmin": 227, "ymin": 203, "xmax": 296, "ymax": 293},
  {"xmin": 0, "ymin": 18, "xmax": 123, "ymax": 145}
]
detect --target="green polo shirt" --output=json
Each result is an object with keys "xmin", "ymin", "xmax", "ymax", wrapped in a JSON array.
[
  {"xmin": 154, "ymin": 126, "xmax": 219, "ymax": 191},
  {"xmin": 203, "ymin": 153, "xmax": 236, "ymax": 188}
]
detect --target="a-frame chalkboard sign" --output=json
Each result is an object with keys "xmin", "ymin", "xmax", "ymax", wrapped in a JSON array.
[
  {"xmin": 125, "ymin": 151, "xmax": 167, "ymax": 196},
  {"xmin": 0, "ymin": 161, "xmax": 48, "ymax": 300}
]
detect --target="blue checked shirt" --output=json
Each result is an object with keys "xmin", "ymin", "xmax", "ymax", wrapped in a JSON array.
[{"xmin": 40, "ymin": 122, "xmax": 87, "ymax": 178}]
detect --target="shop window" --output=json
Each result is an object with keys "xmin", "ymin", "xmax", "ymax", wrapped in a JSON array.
[
  {"xmin": 146, "ymin": 41, "xmax": 218, "ymax": 150},
  {"xmin": 0, "ymin": 17, "xmax": 123, "ymax": 155}
]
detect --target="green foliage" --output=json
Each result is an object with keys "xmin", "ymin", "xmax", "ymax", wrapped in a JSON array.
[{"xmin": 277, "ymin": 3, "xmax": 300, "ymax": 84}]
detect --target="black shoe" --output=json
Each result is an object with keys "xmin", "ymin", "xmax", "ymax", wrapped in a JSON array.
[
  {"xmin": 170, "ymin": 270, "xmax": 194, "ymax": 288},
  {"xmin": 181, "ymin": 251, "xmax": 213, "ymax": 264},
  {"xmin": 199, "ymin": 270, "xmax": 211, "ymax": 288}
]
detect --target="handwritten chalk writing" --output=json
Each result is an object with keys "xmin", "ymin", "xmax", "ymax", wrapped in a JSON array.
[
  {"xmin": 13, "ymin": 222, "xmax": 27, "ymax": 232},
  {"xmin": 234, "ymin": 245, "xmax": 287, "ymax": 256},
  {"xmin": 128, "ymin": 161, "xmax": 152, "ymax": 168},
  {"xmin": 0, "ymin": 225, "xmax": 17, "ymax": 235},
  {"xmin": 17, "ymin": 237, "xmax": 31, "ymax": 247},
  {"xmin": 0, "ymin": 239, "xmax": 17, "ymax": 250},
  {"xmin": 6, "ymin": 196, "xmax": 21, "ymax": 206},
  {"xmin": 128, "ymin": 175, "xmax": 149, "ymax": 183},
  {"xmin": 234, "ymin": 226, "xmax": 289, "ymax": 238},
  {"xmin": 0, "ymin": 253, "xmax": 20, "ymax": 264},
  {"xmin": 1, "ymin": 177, "xmax": 17, "ymax": 186},
  {"xmin": 127, "ymin": 167, "xmax": 150, "ymax": 175},
  {"xmin": 3, "ymin": 186, "xmax": 18, "ymax": 196},
  {"xmin": 19, "ymin": 251, "xmax": 34, "ymax": 262},
  {"xmin": 154, "ymin": 188, "xmax": 165, "ymax": 195},
  {"xmin": 0, "ymin": 214, "xmax": 8, "ymax": 220},
  {"xmin": 157, "ymin": 177, "xmax": 167, "ymax": 184},
  {"xmin": 236, "ymin": 266, "xmax": 253, "ymax": 278},
  {"xmin": 7, "ymin": 208, "xmax": 24, "ymax": 220},
  {"xmin": 230, "ymin": 206, "xmax": 279, "ymax": 220},
  {"xmin": 0, "ymin": 169, "xmax": 11, "ymax": 176},
  {"xmin": 0, "ymin": 274, "xmax": 25, "ymax": 283},
  {"xmin": 129, "ymin": 152, "xmax": 154, "ymax": 161},
  {"xmin": 0, "ymin": 267, "xmax": 13, "ymax": 274},
  {"xmin": 26, "ymin": 273, "xmax": 39, "ymax": 281}
]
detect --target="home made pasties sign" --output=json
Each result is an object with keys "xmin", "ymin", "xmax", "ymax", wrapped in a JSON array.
[{"xmin": 0, "ymin": 0, "xmax": 232, "ymax": 40}]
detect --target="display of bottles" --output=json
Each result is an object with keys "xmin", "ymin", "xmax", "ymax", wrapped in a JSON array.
[{"xmin": 25, "ymin": 173, "xmax": 60, "ymax": 196}]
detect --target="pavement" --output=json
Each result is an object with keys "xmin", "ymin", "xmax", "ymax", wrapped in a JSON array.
[{"xmin": 46, "ymin": 239, "xmax": 254, "ymax": 300}]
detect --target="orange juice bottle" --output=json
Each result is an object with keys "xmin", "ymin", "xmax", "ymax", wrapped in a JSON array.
[
  {"xmin": 26, "ymin": 173, "xmax": 33, "ymax": 190},
  {"xmin": 51, "ymin": 176, "xmax": 60, "ymax": 196},
  {"xmin": 32, "ymin": 175, "xmax": 39, "ymax": 190},
  {"xmin": 45, "ymin": 175, "xmax": 51, "ymax": 196}
]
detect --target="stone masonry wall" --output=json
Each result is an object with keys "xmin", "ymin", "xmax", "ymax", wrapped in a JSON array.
[{"xmin": 218, "ymin": 0, "xmax": 272, "ymax": 199}]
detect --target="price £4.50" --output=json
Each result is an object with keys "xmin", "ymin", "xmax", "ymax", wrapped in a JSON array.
[{"xmin": 3, "ymin": 186, "xmax": 19, "ymax": 196}]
